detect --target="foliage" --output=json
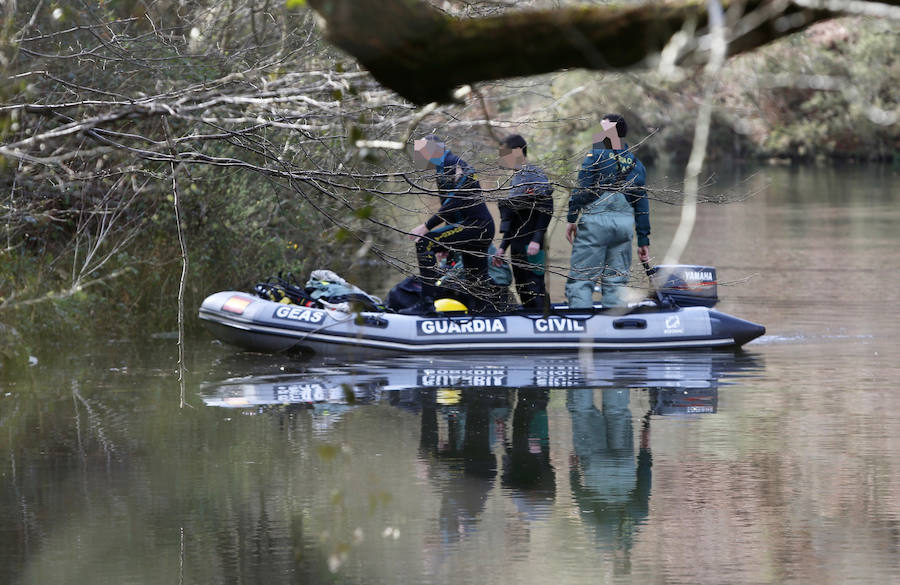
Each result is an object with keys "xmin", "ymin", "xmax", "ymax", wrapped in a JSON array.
[
  {"xmin": 735, "ymin": 18, "xmax": 900, "ymax": 161},
  {"xmin": 1, "ymin": 2, "xmax": 898, "ymax": 352},
  {"xmin": 0, "ymin": 0, "xmax": 408, "ymax": 343},
  {"xmin": 517, "ymin": 17, "xmax": 899, "ymax": 167}
]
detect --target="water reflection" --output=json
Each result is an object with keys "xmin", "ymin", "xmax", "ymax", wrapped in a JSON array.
[
  {"xmin": 3, "ymin": 349, "xmax": 761, "ymax": 584},
  {"xmin": 202, "ymin": 351, "xmax": 760, "ymax": 406},
  {"xmin": 199, "ymin": 351, "xmax": 761, "ymax": 573},
  {"xmin": 502, "ymin": 389, "xmax": 555, "ymax": 506},
  {"xmin": 568, "ymin": 388, "xmax": 650, "ymax": 567},
  {"xmin": 417, "ymin": 389, "xmax": 506, "ymax": 544}
]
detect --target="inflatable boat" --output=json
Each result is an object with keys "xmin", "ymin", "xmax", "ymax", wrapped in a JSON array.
[{"xmin": 198, "ymin": 265, "xmax": 765, "ymax": 357}]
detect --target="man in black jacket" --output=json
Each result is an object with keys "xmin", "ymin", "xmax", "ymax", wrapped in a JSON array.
[
  {"xmin": 410, "ymin": 135, "xmax": 495, "ymax": 311},
  {"xmin": 493, "ymin": 134, "xmax": 554, "ymax": 310}
]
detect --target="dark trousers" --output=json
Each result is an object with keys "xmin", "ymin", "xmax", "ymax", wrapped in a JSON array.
[
  {"xmin": 509, "ymin": 245, "xmax": 549, "ymax": 311},
  {"xmin": 416, "ymin": 222, "xmax": 494, "ymax": 310}
]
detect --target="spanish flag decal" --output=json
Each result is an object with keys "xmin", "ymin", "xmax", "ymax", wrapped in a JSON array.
[{"xmin": 222, "ymin": 295, "xmax": 252, "ymax": 315}]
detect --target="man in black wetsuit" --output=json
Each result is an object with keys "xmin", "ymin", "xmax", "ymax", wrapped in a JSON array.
[
  {"xmin": 492, "ymin": 134, "xmax": 554, "ymax": 310},
  {"xmin": 410, "ymin": 135, "xmax": 495, "ymax": 312}
]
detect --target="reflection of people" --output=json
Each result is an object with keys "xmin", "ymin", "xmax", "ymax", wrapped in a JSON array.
[
  {"xmin": 567, "ymin": 388, "xmax": 651, "ymax": 566},
  {"xmin": 417, "ymin": 389, "xmax": 510, "ymax": 543},
  {"xmin": 409, "ymin": 135, "xmax": 495, "ymax": 312},
  {"xmin": 493, "ymin": 134, "xmax": 555, "ymax": 310},
  {"xmin": 501, "ymin": 389, "xmax": 555, "ymax": 503},
  {"xmin": 565, "ymin": 114, "xmax": 650, "ymax": 308}
]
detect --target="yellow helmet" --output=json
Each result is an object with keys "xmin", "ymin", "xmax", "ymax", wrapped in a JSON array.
[
  {"xmin": 436, "ymin": 389, "xmax": 462, "ymax": 405},
  {"xmin": 434, "ymin": 298, "xmax": 468, "ymax": 313}
]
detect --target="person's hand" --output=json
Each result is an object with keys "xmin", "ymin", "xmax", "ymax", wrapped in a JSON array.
[
  {"xmin": 565, "ymin": 222, "xmax": 578, "ymax": 244},
  {"xmin": 409, "ymin": 223, "xmax": 429, "ymax": 241},
  {"xmin": 637, "ymin": 245, "xmax": 650, "ymax": 263},
  {"xmin": 526, "ymin": 241, "xmax": 540, "ymax": 257},
  {"xmin": 491, "ymin": 247, "xmax": 506, "ymax": 267}
]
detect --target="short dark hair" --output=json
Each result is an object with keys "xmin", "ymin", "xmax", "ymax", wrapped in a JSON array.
[
  {"xmin": 602, "ymin": 114, "xmax": 627, "ymax": 137},
  {"xmin": 500, "ymin": 133, "xmax": 527, "ymax": 157}
]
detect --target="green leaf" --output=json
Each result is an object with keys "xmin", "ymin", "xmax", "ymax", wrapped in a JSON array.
[
  {"xmin": 334, "ymin": 227, "xmax": 351, "ymax": 243},
  {"xmin": 353, "ymin": 205, "xmax": 372, "ymax": 220},
  {"xmin": 286, "ymin": 0, "xmax": 307, "ymax": 8}
]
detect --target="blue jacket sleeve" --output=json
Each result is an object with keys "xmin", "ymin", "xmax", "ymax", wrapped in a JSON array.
[
  {"xmin": 624, "ymin": 160, "xmax": 650, "ymax": 247},
  {"xmin": 567, "ymin": 155, "xmax": 599, "ymax": 223}
]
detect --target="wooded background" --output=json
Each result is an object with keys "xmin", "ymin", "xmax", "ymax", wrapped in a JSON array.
[{"xmin": 1, "ymin": 0, "xmax": 897, "ymax": 356}]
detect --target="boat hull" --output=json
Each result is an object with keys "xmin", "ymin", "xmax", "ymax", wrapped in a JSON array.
[{"xmin": 198, "ymin": 291, "xmax": 765, "ymax": 357}]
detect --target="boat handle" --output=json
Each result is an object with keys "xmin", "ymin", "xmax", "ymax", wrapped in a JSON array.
[
  {"xmin": 355, "ymin": 314, "xmax": 389, "ymax": 328},
  {"xmin": 612, "ymin": 318, "xmax": 647, "ymax": 330}
]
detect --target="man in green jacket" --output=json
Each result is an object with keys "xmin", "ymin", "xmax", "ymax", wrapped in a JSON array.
[{"xmin": 565, "ymin": 114, "xmax": 650, "ymax": 308}]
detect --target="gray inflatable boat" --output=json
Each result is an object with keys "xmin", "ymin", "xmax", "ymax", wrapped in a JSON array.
[{"xmin": 198, "ymin": 266, "xmax": 765, "ymax": 357}]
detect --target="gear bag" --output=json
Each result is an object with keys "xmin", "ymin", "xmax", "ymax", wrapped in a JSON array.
[{"xmin": 305, "ymin": 270, "xmax": 386, "ymax": 312}]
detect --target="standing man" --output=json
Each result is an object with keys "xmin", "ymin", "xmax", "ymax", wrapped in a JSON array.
[
  {"xmin": 410, "ymin": 135, "xmax": 495, "ymax": 312},
  {"xmin": 565, "ymin": 114, "xmax": 650, "ymax": 309},
  {"xmin": 493, "ymin": 134, "xmax": 554, "ymax": 310}
]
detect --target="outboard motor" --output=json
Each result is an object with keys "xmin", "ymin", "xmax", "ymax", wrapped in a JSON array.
[{"xmin": 649, "ymin": 265, "xmax": 718, "ymax": 307}]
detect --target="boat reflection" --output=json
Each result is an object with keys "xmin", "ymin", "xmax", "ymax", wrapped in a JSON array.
[
  {"xmin": 202, "ymin": 351, "xmax": 760, "ymax": 410},
  {"xmin": 200, "ymin": 351, "xmax": 761, "ymax": 559}
]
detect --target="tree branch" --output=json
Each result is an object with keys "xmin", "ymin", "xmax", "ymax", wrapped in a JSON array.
[{"xmin": 305, "ymin": 0, "xmax": 900, "ymax": 105}]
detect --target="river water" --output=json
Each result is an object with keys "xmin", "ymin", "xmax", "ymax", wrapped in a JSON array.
[{"xmin": 3, "ymin": 163, "xmax": 900, "ymax": 585}]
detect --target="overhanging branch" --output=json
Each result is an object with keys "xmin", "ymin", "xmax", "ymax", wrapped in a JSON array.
[{"xmin": 306, "ymin": 0, "xmax": 898, "ymax": 104}]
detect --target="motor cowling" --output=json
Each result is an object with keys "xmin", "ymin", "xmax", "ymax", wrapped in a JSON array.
[{"xmin": 649, "ymin": 265, "xmax": 718, "ymax": 307}]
